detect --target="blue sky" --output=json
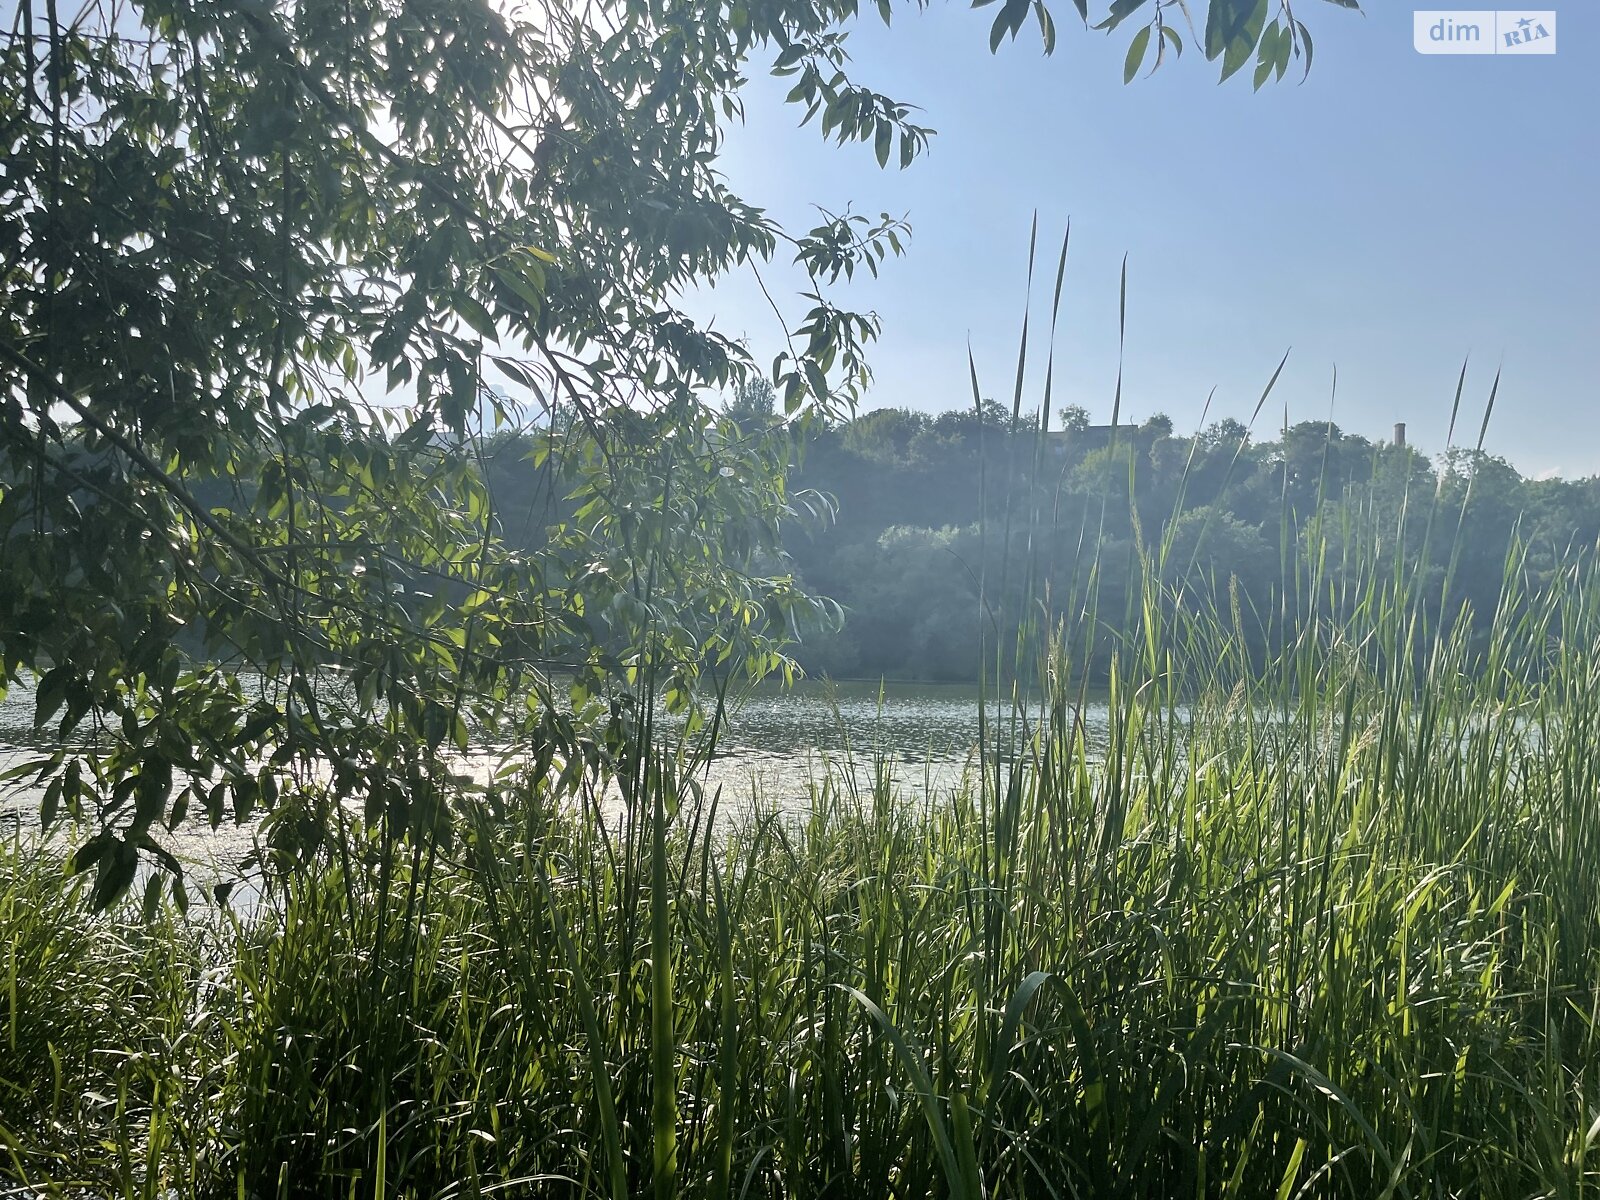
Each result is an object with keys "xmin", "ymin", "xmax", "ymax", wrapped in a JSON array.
[{"xmin": 688, "ymin": 3, "xmax": 1597, "ymax": 476}]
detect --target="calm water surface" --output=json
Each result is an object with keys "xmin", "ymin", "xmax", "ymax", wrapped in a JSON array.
[{"xmin": 0, "ymin": 675, "xmax": 1111, "ymax": 891}]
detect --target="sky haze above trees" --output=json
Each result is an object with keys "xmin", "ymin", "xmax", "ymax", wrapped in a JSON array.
[{"xmin": 690, "ymin": 2, "xmax": 1598, "ymax": 476}]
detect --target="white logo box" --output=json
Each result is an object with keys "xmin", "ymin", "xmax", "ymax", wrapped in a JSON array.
[{"xmin": 1414, "ymin": 10, "xmax": 1556, "ymax": 54}]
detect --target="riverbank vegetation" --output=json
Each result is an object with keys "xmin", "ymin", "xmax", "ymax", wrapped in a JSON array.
[
  {"xmin": 478, "ymin": 388, "xmax": 1599, "ymax": 683},
  {"xmin": 5, "ymin": 498, "xmax": 1600, "ymax": 1195}
]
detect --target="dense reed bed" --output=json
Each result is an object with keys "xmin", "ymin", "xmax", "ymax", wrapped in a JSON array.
[{"xmin": 4, "ymin": 504, "xmax": 1600, "ymax": 1198}]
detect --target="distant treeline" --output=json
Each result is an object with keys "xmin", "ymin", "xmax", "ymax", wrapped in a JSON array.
[{"xmin": 482, "ymin": 397, "xmax": 1600, "ymax": 683}]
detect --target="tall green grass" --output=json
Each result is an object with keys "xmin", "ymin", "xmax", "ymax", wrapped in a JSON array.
[{"xmin": 4, "ymin": 509, "xmax": 1600, "ymax": 1197}]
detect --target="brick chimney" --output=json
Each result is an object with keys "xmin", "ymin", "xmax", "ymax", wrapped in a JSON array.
[{"xmin": 1394, "ymin": 422, "xmax": 1407, "ymax": 448}]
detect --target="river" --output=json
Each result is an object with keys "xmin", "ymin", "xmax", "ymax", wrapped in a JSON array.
[{"xmin": 1, "ymin": 674, "xmax": 1113, "ymax": 896}]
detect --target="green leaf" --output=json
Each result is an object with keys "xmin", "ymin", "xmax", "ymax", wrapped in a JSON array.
[
  {"xmin": 455, "ymin": 294, "xmax": 500, "ymax": 342},
  {"xmin": 1207, "ymin": 0, "xmax": 1270, "ymax": 81},
  {"xmin": 1035, "ymin": 1, "xmax": 1058, "ymax": 52},
  {"xmin": 1252, "ymin": 22, "xmax": 1280, "ymax": 89},
  {"xmin": 802, "ymin": 359, "xmax": 829, "ymax": 404},
  {"xmin": 781, "ymin": 374, "xmax": 805, "ymax": 415},
  {"xmin": 33, "ymin": 666, "xmax": 69, "ymax": 728},
  {"xmin": 59, "ymin": 685, "xmax": 92, "ymax": 739},
  {"xmin": 1124, "ymin": 24, "xmax": 1152, "ymax": 82},
  {"xmin": 494, "ymin": 264, "xmax": 544, "ymax": 314},
  {"xmin": 492, "ymin": 356, "xmax": 539, "ymax": 390},
  {"xmin": 90, "ymin": 839, "xmax": 138, "ymax": 911}
]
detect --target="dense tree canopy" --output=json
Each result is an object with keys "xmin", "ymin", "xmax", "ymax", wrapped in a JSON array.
[{"xmin": 695, "ymin": 405, "xmax": 1594, "ymax": 681}]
